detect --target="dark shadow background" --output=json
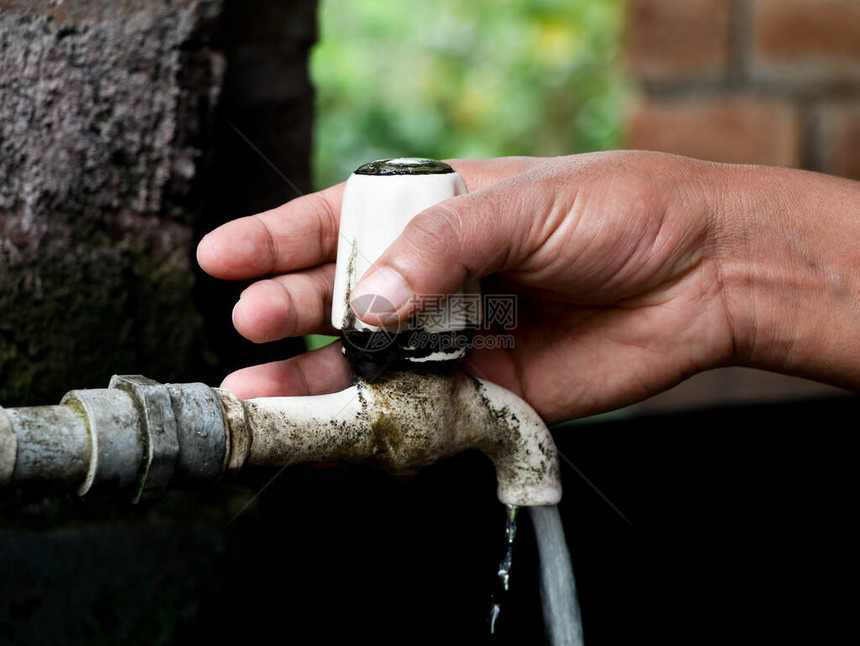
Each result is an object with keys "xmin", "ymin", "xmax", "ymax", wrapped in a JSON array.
[
  {"xmin": 195, "ymin": 394, "xmax": 853, "ymax": 646},
  {"xmin": 5, "ymin": 394, "xmax": 854, "ymax": 645}
]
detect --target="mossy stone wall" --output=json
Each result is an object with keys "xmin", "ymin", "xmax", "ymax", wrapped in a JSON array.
[{"xmin": 0, "ymin": 0, "xmax": 226, "ymax": 406}]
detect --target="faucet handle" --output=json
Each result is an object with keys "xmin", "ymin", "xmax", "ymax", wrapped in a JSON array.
[{"xmin": 332, "ymin": 158, "xmax": 481, "ymax": 369}]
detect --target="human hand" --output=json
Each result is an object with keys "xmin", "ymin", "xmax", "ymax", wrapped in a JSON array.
[{"xmin": 197, "ymin": 151, "xmax": 860, "ymax": 423}]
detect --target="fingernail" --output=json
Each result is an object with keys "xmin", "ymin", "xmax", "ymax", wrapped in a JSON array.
[{"xmin": 350, "ymin": 267, "xmax": 411, "ymax": 320}]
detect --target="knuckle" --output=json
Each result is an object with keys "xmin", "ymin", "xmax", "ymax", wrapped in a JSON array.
[
  {"xmin": 313, "ymin": 194, "xmax": 341, "ymax": 260},
  {"xmin": 250, "ymin": 214, "xmax": 279, "ymax": 274},
  {"xmin": 402, "ymin": 202, "xmax": 465, "ymax": 261}
]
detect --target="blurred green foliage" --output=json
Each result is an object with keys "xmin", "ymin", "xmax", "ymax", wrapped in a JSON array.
[
  {"xmin": 307, "ymin": 0, "xmax": 628, "ymax": 352},
  {"xmin": 310, "ymin": 0, "xmax": 629, "ymax": 190}
]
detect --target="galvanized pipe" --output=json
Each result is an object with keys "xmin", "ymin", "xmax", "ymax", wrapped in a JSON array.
[
  {"xmin": 0, "ymin": 376, "xmax": 228, "ymax": 502},
  {"xmin": 2, "ymin": 404, "xmax": 90, "ymax": 491}
]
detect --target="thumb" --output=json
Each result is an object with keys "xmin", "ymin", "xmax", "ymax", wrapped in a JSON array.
[{"xmin": 348, "ymin": 182, "xmax": 537, "ymax": 326}]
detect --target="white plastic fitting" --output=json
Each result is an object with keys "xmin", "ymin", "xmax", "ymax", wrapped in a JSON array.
[
  {"xmin": 225, "ymin": 371, "xmax": 562, "ymax": 506},
  {"xmin": 331, "ymin": 158, "xmax": 481, "ymax": 364}
]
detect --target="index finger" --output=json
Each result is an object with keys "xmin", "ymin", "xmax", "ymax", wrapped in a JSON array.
[
  {"xmin": 197, "ymin": 157, "xmax": 543, "ymax": 281},
  {"xmin": 197, "ymin": 182, "xmax": 345, "ymax": 280}
]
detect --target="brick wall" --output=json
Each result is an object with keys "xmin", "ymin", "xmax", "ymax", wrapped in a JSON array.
[
  {"xmin": 625, "ymin": 0, "xmax": 860, "ymax": 178},
  {"xmin": 622, "ymin": 0, "xmax": 858, "ymax": 410}
]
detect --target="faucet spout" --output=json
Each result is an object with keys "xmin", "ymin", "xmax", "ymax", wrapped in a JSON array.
[{"xmin": 227, "ymin": 369, "xmax": 561, "ymax": 506}]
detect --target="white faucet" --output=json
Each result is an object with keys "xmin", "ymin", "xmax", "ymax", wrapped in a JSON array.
[{"xmin": 0, "ymin": 159, "xmax": 561, "ymax": 507}]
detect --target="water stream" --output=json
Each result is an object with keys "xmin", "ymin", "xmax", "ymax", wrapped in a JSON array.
[
  {"xmin": 489, "ymin": 503, "xmax": 518, "ymax": 634},
  {"xmin": 530, "ymin": 504, "xmax": 584, "ymax": 646},
  {"xmin": 488, "ymin": 503, "xmax": 583, "ymax": 644}
]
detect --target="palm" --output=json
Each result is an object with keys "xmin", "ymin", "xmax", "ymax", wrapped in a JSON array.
[
  {"xmin": 452, "ymin": 155, "xmax": 727, "ymax": 421},
  {"xmin": 466, "ymin": 278, "xmax": 723, "ymax": 423}
]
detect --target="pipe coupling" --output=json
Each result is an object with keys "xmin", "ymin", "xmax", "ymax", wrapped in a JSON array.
[{"xmin": 1, "ymin": 376, "xmax": 228, "ymax": 501}]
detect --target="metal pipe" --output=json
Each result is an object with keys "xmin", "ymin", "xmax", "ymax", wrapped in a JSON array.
[
  {"xmin": 0, "ymin": 376, "xmax": 227, "ymax": 502},
  {"xmin": 2, "ymin": 404, "xmax": 89, "ymax": 491}
]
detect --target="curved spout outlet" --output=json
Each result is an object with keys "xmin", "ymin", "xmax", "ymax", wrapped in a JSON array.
[{"xmin": 1, "ymin": 371, "xmax": 560, "ymax": 506}]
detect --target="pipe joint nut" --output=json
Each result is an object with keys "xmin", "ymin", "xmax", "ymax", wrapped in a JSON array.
[{"xmin": 108, "ymin": 376, "xmax": 180, "ymax": 501}]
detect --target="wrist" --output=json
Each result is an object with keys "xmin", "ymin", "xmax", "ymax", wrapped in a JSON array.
[{"xmin": 708, "ymin": 163, "xmax": 860, "ymax": 388}]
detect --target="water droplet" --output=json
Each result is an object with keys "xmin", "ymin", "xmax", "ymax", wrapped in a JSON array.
[
  {"xmin": 497, "ymin": 503, "xmax": 518, "ymax": 591},
  {"xmin": 489, "ymin": 602, "xmax": 501, "ymax": 634},
  {"xmin": 488, "ymin": 504, "xmax": 519, "ymax": 634}
]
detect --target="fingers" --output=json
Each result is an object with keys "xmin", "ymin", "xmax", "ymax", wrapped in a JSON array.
[
  {"xmin": 220, "ymin": 341, "xmax": 351, "ymax": 399},
  {"xmin": 196, "ymin": 159, "xmax": 542, "ymax": 282},
  {"xmin": 198, "ymin": 156, "xmax": 558, "ymax": 332},
  {"xmin": 232, "ymin": 264, "xmax": 336, "ymax": 343},
  {"xmin": 197, "ymin": 183, "xmax": 345, "ymax": 280},
  {"xmin": 196, "ymin": 158, "xmax": 545, "ymax": 284},
  {"xmin": 349, "ymin": 163, "xmax": 564, "ymax": 325}
]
